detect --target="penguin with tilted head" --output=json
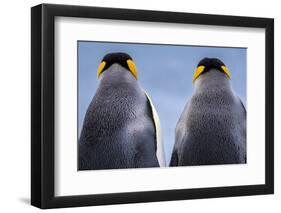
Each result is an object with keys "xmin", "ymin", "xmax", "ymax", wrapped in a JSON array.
[
  {"xmin": 170, "ymin": 58, "xmax": 246, "ymax": 166},
  {"xmin": 79, "ymin": 52, "xmax": 165, "ymax": 170}
]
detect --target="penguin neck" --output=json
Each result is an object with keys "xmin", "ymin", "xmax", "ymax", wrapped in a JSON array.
[
  {"xmin": 99, "ymin": 64, "xmax": 138, "ymax": 88},
  {"xmin": 194, "ymin": 69, "xmax": 231, "ymax": 91}
]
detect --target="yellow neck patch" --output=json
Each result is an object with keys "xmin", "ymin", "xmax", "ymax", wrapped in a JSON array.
[
  {"xmin": 192, "ymin": 65, "xmax": 205, "ymax": 83},
  {"xmin": 127, "ymin": 59, "xmax": 138, "ymax": 80},
  {"xmin": 221, "ymin": 65, "xmax": 231, "ymax": 79},
  {"xmin": 97, "ymin": 61, "xmax": 106, "ymax": 78}
]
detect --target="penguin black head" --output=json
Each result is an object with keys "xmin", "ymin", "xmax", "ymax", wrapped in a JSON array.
[
  {"xmin": 192, "ymin": 58, "xmax": 231, "ymax": 83},
  {"xmin": 97, "ymin": 52, "xmax": 138, "ymax": 80}
]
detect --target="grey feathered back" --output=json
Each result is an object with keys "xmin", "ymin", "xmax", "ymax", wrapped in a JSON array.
[
  {"xmin": 170, "ymin": 69, "xmax": 246, "ymax": 166},
  {"xmin": 79, "ymin": 64, "xmax": 160, "ymax": 170}
]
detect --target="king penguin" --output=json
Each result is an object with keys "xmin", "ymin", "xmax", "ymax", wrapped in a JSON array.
[
  {"xmin": 79, "ymin": 52, "xmax": 165, "ymax": 170},
  {"xmin": 170, "ymin": 58, "xmax": 246, "ymax": 166}
]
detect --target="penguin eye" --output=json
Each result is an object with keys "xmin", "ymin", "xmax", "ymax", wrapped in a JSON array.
[
  {"xmin": 221, "ymin": 66, "xmax": 231, "ymax": 79},
  {"xmin": 192, "ymin": 65, "xmax": 205, "ymax": 83},
  {"xmin": 127, "ymin": 59, "xmax": 138, "ymax": 80},
  {"xmin": 97, "ymin": 61, "xmax": 106, "ymax": 78}
]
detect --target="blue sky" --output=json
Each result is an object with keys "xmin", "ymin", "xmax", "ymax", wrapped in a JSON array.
[{"xmin": 78, "ymin": 41, "xmax": 247, "ymax": 163}]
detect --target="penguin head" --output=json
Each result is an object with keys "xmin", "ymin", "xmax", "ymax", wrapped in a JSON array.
[
  {"xmin": 192, "ymin": 58, "xmax": 231, "ymax": 83},
  {"xmin": 97, "ymin": 52, "xmax": 138, "ymax": 80}
]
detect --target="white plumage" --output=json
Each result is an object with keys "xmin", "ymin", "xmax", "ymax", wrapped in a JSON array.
[{"xmin": 144, "ymin": 91, "xmax": 166, "ymax": 167}]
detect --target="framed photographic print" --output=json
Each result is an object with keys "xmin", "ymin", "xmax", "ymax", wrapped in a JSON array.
[{"xmin": 31, "ymin": 3, "xmax": 274, "ymax": 209}]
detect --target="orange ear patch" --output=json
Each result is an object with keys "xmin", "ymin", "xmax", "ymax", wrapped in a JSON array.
[
  {"xmin": 192, "ymin": 66, "xmax": 205, "ymax": 83},
  {"xmin": 97, "ymin": 61, "xmax": 106, "ymax": 78}
]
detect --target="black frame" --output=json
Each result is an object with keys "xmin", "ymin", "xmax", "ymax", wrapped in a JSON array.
[{"xmin": 31, "ymin": 3, "xmax": 274, "ymax": 209}]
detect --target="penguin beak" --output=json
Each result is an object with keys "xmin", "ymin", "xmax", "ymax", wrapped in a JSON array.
[
  {"xmin": 97, "ymin": 61, "xmax": 106, "ymax": 78},
  {"xmin": 221, "ymin": 66, "xmax": 231, "ymax": 79},
  {"xmin": 192, "ymin": 66, "xmax": 205, "ymax": 83},
  {"xmin": 127, "ymin": 59, "xmax": 138, "ymax": 80}
]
